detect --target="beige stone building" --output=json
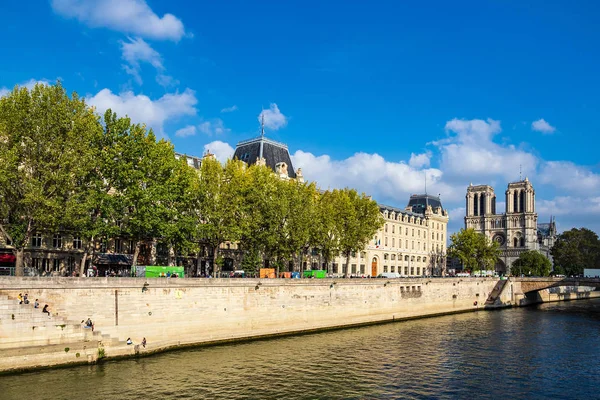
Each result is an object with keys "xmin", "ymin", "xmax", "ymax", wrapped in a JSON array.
[
  {"xmin": 328, "ymin": 195, "xmax": 449, "ymax": 277},
  {"xmin": 464, "ymin": 178, "xmax": 556, "ymax": 274}
]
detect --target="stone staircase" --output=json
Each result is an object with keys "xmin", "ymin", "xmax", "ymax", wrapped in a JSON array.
[
  {"xmin": 0, "ymin": 293, "xmax": 127, "ymax": 369},
  {"xmin": 485, "ymin": 279, "xmax": 508, "ymax": 306}
]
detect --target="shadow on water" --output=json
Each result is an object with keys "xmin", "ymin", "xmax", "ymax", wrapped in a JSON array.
[{"xmin": 3, "ymin": 299, "xmax": 600, "ymax": 400}]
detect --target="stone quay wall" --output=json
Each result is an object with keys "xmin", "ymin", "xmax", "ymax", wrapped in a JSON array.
[{"xmin": 0, "ymin": 276, "xmax": 594, "ymax": 374}]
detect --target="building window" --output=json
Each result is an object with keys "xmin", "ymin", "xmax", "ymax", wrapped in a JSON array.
[
  {"xmin": 73, "ymin": 237, "xmax": 82, "ymax": 250},
  {"xmin": 412, "ymin": 229, "xmax": 414, "ymax": 237},
  {"xmin": 385, "ymin": 237, "xmax": 388, "ymax": 246},
  {"xmin": 391, "ymin": 254, "xmax": 396, "ymax": 261},
  {"xmin": 53, "ymin": 259, "xmax": 60, "ymax": 272},
  {"xmin": 405, "ymin": 228, "xmax": 408, "ymax": 235},
  {"xmin": 392, "ymin": 238, "xmax": 395, "ymax": 248},
  {"xmin": 405, "ymin": 240, "xmax": 408, "ymax": 249},
  {"xmin": 404, "ymin": 255, "xmax": 409, "ymax": 261},
  {"xmin": 351, "ymin": 264, "xmax": 357, "ymax": 274},
  {"xmin": 360, "ymin": 264, "xmax": 365, "ymax": 274},
  {"xmin": 383, "ymin": 265, "xmax": 388, "ymax": 273},
  {"xmin": 385, "ymin": 224, "xmax": 388, "ymax": 232},
  {"xmin": 31, "ymin": 233, "xmax": 42, "ymax": 248},
  {"xmin": 417, "ymin": 267, "xmax": 421, "ymax": 275},
  {"xmin": 392, "ymin": 225, "xmax": 395, "ymax": 234},
  {"xmin": 32, "ymin": 258, "xmax": 41, "ymax": 270},
  {"xmin": 53, "ymin": 234, "xmax": 62, "ymax": 249},
  {"xmin": 100, "ymin": 239, "xmax": 107, "ymax": 253},
  {"xmin": 410, "ymin": 267, "xmax": 414, "ymax": 275},
  {"xmin": 412, "ymin": 241, "xmax": 414, "ymax": 250},
  {"xmin": 404, "ymin": 267, "xmax": 409, "ymax": 275},
  {"xmin": 361, "ymin": 252, "xmax": 365, "ymax": 259},
  {"xmin": 384, "ymin": 253, "xmax": 388, "ymax": 260},
  {"xmin": 391, "ymin": 266, "xmax": 395, "ymax": 273},
  {"xmin": 115, "ymin": 239, "xmax": 122, "ymax": 253},
  {"xmin": 332, "ymin": 263, "xmax": 338, "ymax": 274},
  {"xmin": 432, "ymin": 232, "xmax": 434, "ymax": 240}
]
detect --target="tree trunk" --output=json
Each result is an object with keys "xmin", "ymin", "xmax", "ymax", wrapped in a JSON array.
[
  {"xmin": 131, "ymin": 241, "xmax": 141, "ymax": 269},
  {"xmin": 80, "ymin": 252, "xmax": 88, "ymax": 277},
  {"xmin": 212, "ymin": 245, "xmax": 219, "ymax": 277},
  {"xmin": 345, "ymin": 253, "xmax": 351, "ymax": 278},
  {"xmin": 80, "ymin": 236, "xmax": 94, "ymax": 277},
  {"xmin": 15, "ymin": 248, "xmax": 24, "ymax": 277},
  {"xmin": 168, "ymin": 245, "xmax": 175, "ymax": 267},
  {"xmin": 196, "ymin": 247, "xmax": 203, "ymax": 277}
]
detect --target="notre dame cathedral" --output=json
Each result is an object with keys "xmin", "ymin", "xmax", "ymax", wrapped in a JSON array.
[{"xmin": 464, "ymin": 178, "xmax": 556, "ymax": 275}]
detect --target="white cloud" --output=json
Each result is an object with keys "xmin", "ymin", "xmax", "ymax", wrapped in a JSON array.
[
  {"xmin": 409, "ymin": 151, "xmax": 431, "ymax": 168},
  {"xmin": 539, "ymin": 161, "xmax": 600, "ymax": 195},
  {"xmin": 175, "ymin": 125, "xmax": 196, "ymax": 138},
  {"xmin": 437, "ymin": 118, "xmax": 538, "ymax": 181},
  {"xmin": 204, "ymin": 141, "xmax": 235, "ymax": 164},
  {"xmin": 198, "ymin": 119, "xmax": 230, "ymax": 135},
  {"xmin": 220, "ymin": 105, "xmax": 238, "ymax": 113},
  {"xmin": 51, "ymin": 0, "xmax": 187, "ymax": 41},
  {"xmin": 258, "ymin": 103, "xmax": 287, "ymax": 130},
  {"xmin": 120, "ymin": 37, "xmax": 163, "ymax": 84},
  {"xmin": 531, "ymin": 118, "xmax": 556, "ymax": 134},
  {"xmin": 0, "ymin": 78, "xmax": 52, "ymax": 97},
  {"xmin": 292, "ymin": 150, "xmax": 459, "ymax": 205},
  {"xmin": 86, "ymin": 88, "xmax": 197, "ymax": 136}
]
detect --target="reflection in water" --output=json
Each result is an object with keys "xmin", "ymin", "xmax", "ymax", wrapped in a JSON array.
[{"xmin": 3, "ymin": 300, "xmax": 600, "ymax": 399}]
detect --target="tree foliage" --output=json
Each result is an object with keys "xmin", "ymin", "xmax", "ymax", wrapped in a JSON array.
[
  {"xmin": 448, "ymin": 228, "xmax": 500, "ymax": 272},
  {"xmin": 513, "ymin": 250, "xmax": 552, "ymax": 277},
  {"xmin": 551, "ymin": 228, "xmax": 600, "ymax": 276},
  {"xmin": 0, "ymin": 83, "xmax": 387, "ymax": 277},
  {"xmin": 0, "ymin": 83, "xmax": 100, "ymax": 275}
]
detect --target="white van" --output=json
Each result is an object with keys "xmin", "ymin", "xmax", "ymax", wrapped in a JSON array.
[{"xmin": 378, "ymin": 272, "xmax": 401, "ymax": 279}]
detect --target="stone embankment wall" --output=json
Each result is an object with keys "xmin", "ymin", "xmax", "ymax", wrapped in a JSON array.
[{"xmin": 0, "ymin": 276, "xmax": 595, "ymax": 373}]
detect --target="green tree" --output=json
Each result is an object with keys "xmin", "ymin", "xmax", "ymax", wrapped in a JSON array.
[
  {"xmin": 551, "ymin": 228, "xmax": 600, "ymax": 276},
  {"xmin": 312, "ymin": 190, "xmax": 341, "ymax": 273},
  {"xmin": 0, "ymin": 83, "xmax": 100, "ymax": 275},
  {"xmin": 197, "ymin": 157, "xmax": 247, "ymax": 276},
  {"xmin": 513, "ymin": 250, "xmax": 552, "ymax": 276},
  {"xmin": 110, "ymin": 120, "xmax": 177, "ymax": 268},
  {"xmin": 337, "ymin": 189, "xmax": 384, "ymax": 277},
  {"xmin": 448, "ymin": 228, "xmax": 500, "ymax": 273}
]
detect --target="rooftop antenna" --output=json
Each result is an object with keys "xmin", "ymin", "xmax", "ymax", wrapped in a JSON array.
[
  {"xmin": 259, "ymin": 110, "xmax": 265, "ymax": 160},
  {"xmin": 425, "ymin": 171, "xmax": 429, "ymax": 209},
  {"xmin": 519, "ymin": 164, "xmax": 522, "ymax": 181}
]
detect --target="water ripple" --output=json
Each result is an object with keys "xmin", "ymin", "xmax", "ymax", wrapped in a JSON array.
[{"xmin": 3, "ymin": 300, "xmax": 600, "ymax": 400}]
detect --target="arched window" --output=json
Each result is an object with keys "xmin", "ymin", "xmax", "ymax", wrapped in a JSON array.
[
  {"xmin": 474, "ymin": 193, "xmax": 479, "ymax": 216},
  {"xmin": 391, "ymin": 254, "xmax": 396, "ymax": 260},
  {"xmin": 520, "ymin": 237, "xmax": 525, "ymax": 247},
  {"xmin": 405, "ymin": 255, "xmax": 409, "ymax": 261},
  {"xmin": 514, "ymin": 191, "xmax": 518, "ymax": 213},
  {"xmin": 513, "ymin": 237, "xmax": 518, "ymax": 247},
  {"xmin": 480, "ymin": 193, "xmax": 485, "ymax": 215},
  {"xmin": 384, "ymin": 253, "xmax": 389, "ymax": 260},
  {"xmin": 520, "ymin": 190, "xmax": 525, "ymax": 213}
]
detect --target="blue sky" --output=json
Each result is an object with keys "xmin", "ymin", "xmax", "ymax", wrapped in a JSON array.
[{"xmin": 1, "ymin": 1, "xmax": 599, "ymax": 235}]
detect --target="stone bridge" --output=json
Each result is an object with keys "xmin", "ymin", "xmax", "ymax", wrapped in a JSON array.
[{"xmin": 515, "ymin": 277, "xmax": 600, "ymax": 293}]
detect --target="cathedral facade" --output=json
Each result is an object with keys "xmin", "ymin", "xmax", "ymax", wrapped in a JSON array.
[{"xmin": 464, "ymin": 178, "xmax": 556, "ymax": 274}]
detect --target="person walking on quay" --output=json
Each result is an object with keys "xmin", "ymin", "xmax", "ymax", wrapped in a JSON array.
[
  {"xmin": 141, "ymin": 337, "xmax": 147, "ymax": 348},
  {"xmin": 24, "ymin": 293, "xmax": 29, "ymax": 304},
  {"xmin": 18, "ymin": 293, "xmax": 23, "ymax": 304}
]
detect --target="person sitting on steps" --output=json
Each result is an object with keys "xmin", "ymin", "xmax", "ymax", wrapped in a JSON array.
[
  {"xmin": 42, "ymin": 304, "xmax": 51, "ymax": 317},
  {"xmin": 126, "ymin": 338, "xmax": 133, "ymax": 345},
  {"xmin": 34, "ymin": 299, "xmax": 39, "ymax": 309}
]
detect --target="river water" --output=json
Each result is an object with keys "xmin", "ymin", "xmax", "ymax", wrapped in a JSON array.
[{"xmin": 3, "ymin": 299, "xmax": 600, "ymax": 400}]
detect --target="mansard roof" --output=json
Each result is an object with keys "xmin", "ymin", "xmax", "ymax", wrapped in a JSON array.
[
  {"xmin": 233, "ymin": 136, "xmax": 296, "ymax": 178},
  {"xmin": 407, "ymin": 194, "xmax": 443, "ymax": 215},
  {"xmin": 378, "ymin": 204, "xmax": 424, "ymax": 219}
]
